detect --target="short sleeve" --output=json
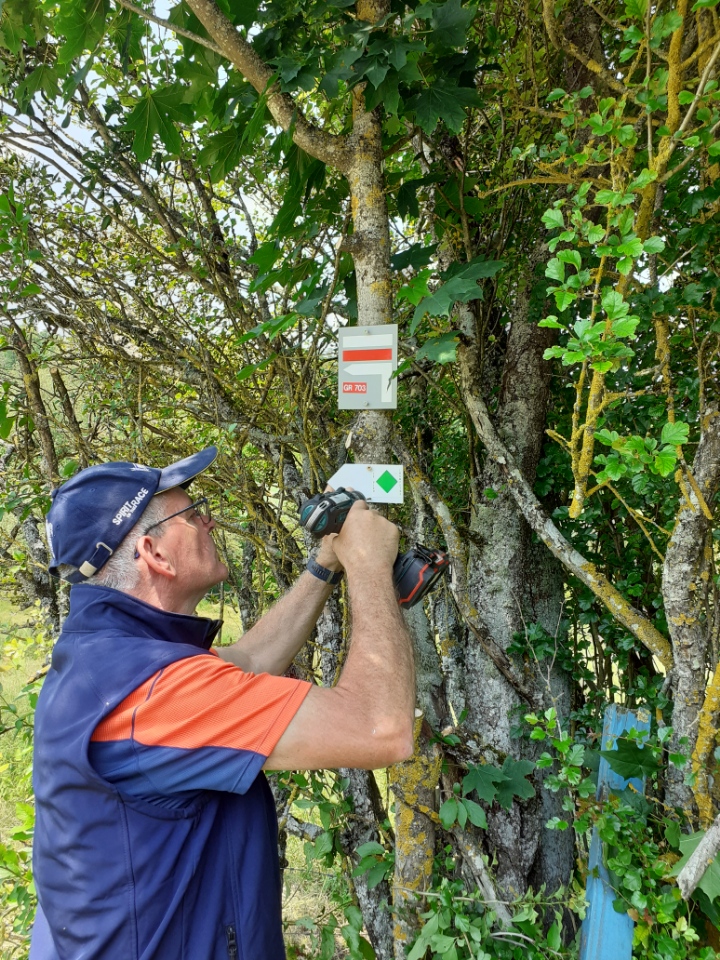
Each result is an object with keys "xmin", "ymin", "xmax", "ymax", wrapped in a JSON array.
[{"xmin": 89, "ymin": 654, "xmax": 311, "ymax": 800}]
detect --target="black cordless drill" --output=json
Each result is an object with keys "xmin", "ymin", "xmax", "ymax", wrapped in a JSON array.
[{"xmin": 300, "ymin": 488, "xmax": 450, "ymax": 608}]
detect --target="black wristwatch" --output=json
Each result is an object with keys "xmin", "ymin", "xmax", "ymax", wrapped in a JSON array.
[{"xmin": 306, "ymin": 558, "xmax": 344, "ymax": 585}]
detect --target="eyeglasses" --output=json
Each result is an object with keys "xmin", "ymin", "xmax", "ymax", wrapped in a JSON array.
[{"xmin": 142, "ymin": 497, "xmax": 211, "ymax": 536}]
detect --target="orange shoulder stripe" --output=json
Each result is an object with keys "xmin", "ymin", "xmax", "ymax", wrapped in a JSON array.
[{"xmin": 91, "ymin": 655, "xmax": 310, "ymax": 756}]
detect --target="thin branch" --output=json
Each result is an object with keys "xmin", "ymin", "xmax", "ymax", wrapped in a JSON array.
[{"xmin": 114, "ymin": 0, "xmax": 223, "ymax": 54}]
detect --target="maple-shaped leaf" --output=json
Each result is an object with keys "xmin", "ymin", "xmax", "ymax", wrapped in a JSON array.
[
  {"xmin": 409, "ymin": 80, "xmax": 480, "ymax": 135},
  {"xmin": 125, "ymin": 88, "xmax": 193, "ymax": 163},
  {"xmin": 430, "ymin": 0, "xmax": 477, "ymax": 48},
  {"xmin": 462, "ymin": 763, "xmax": 508, "ymax": 804},
  {"xmin": 600, "ymin": 739, "xmax": 660, "ymax": 780},
  {"xmin": 495, "ymin": 758, "xmax": 536, "ymax": 810}
]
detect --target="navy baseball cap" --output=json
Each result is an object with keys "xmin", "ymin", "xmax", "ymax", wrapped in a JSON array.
[{"xmin": 45, "ymin": 446, "xmax": 218, "ymax": 583}]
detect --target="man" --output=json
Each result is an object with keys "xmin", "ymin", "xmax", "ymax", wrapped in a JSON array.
[{"xmin": 31, "ymin": 446, "xmax": 414, "ymax": 960}]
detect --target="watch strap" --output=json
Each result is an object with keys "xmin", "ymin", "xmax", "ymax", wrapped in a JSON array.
[{"xmin": 306, "ymin": 558, "xmax": 344, "ymax": 585}]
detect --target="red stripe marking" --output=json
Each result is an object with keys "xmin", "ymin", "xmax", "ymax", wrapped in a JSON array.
[{"xmin": 342, "ymin": 349, "xmax": 393, "ymax": 361}]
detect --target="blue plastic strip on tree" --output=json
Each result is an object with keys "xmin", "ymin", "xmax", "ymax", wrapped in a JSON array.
[{"xmin": 579, "ymin": 703, "xmax": 651, "ymax": 960}]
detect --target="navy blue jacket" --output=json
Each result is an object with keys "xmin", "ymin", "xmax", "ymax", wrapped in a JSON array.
[{"xmin": 31, "ymin": 585, "xmax": 289, "ymax": 960}]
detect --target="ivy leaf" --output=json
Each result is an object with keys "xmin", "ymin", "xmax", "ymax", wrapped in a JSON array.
[
  {"xmin": 125, "ymin": 88, "xmax": 192, "ymax": 162},
  {"xmin": 600, "ymin": 739, "xmax": 660, "ymax": 779},
  {"xmin": 660, "ymin": 421, "xmax": 689, "ymax": 446},
  {"xmin": 462, "ymin": 763, "xmax": 507, "ymax": 803},
  {"xmin": 409, "ymin": 80, "xmax": 480, "ymax": 135},
  {"xmin": 430, "ymin": 0, "xmax": 477, "ymax": 48},
  {"xmin": 671, "ymin": 832, "xmax": 720, "ymax": 902},
  {"xmin": 495, "ymin": 758, "xmax": 536, "ymax": 810}
]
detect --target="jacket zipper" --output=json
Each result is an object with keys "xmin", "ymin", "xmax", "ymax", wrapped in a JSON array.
[{"xmin": 226, "ymin": 925, "xmax": 238, "ymax": 960}]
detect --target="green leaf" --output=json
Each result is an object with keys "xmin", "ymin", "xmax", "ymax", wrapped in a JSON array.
[
  {"xmin": 124, "ymin": 87, "xmax": 192, "ymax": 162},
  {"xmin": 557, "ymin": 249, "xmax": 582, "ymax": 271},
  {"xmin": 660, "ymin": 421, "xmax": 689, "ymax": 446},
  {"xmin": 654, "ymin": 447, "xmax": 676, "ymax": 476},
  {"xmin": 409, "ymin": 80, "xmax": 480, "ymax": 135},
  {"xmin": 197, "ymin": 128, "xmax": 245, "ymax": 182},
  {"xmin": 643, "ymin": 235, "xmax": 666, "ymax": 254},
  {"xmin": 391, "ymin": 244, "xmax": 434, "ymax": 272},
  {"xmin": 547, "ymin": 921, "xmax": 562, "ymax": 951},
  {"xmin": 462, "ymin": 763, "xmax": 507, "ymax": 803},
  {"xmin": 601, "ymin": 738, "xmax": 660, "ymax": 779},
  {"xmin": 547, "ymin": 88, "xmax": 566, "ymax": 102},
  {"xmin": 692, "ymin": 0, "xmax": 719, "ymax": 8},
  {"xmin": 416, "ymin": 332, "xmax": 458, "ymax": 364},
  {"xmin": 461, "ymin": 797, "xmax": 488, "ymax": 828},
  {"xmin": 545, "ymin": 258, "xmax": 565, "ymax": 282},
  {"xmin": 553, "ymin": 289, "xmax": 576, "ymax": 312},
  {"xmin": 541, "ymin": 208, "xmax": 564, "ymax": 230},
  {"xmin": 611, "ymin": 317, "xmax": 640, "ymax": 338},
  {"xmin": 411, "ymin": 259, "xmax": 504, "ymax": 333},
  {"xmin": 601, "ymin": 289, "xmax": 629, "ymax": 321},
  {"xmin": 56, "ymin": 0, "xmax": 109, "ymax": 64},
  {"xmin": 0, "ymin": 400, "xmax": 15, "ymax": 441},
  {"xmin": 439, "ymin": 797, "xmax": 459, "ymax": 828},
  {"xmin": 596, "ymin": 429, "xmax": 620, "ymax": 445},
  {"xmin": 430, "ymin": 0, "xmax": 477, "ymax": 47},
  {"xmin": 595, "ymin": 189, "xmax": 620, "ymax": 205},
  {"xmin": 355, "ymin": 841, "xmax": 385, "ymax": 858},
  {"xmin": 495, "ymin": 758, "xmax": 536, "ymax": 810},
  {"xmin": 538, "ymin": 316, "xmax": 564, "ymax": 329},
  {"xmin": 671, "ymin": 832, "xmax": 720, "ymax": 902}
]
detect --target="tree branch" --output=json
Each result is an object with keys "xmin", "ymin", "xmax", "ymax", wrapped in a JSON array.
[
  {"xmin": 182, "ymin": 0, "xmax": 352, "ymax": 171},
  {"xmin": 457, "ymin": 342, "xmax": 673, "ymax": 670},
  {"xmin": 114, "ymin": 0, "xmax": 223, "ymax": 54},
  {"xmin": 676, "ymin": 813, "xmax": 720, "ymax": 900}
]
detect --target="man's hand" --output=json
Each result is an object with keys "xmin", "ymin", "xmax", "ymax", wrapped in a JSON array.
[{"xmin": 329, "ymin": 499, "xmax": 398, "ymax": 575}]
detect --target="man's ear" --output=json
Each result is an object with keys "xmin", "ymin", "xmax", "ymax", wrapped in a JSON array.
[{"xmin": 135, "ymin": 535, "xmax": 176, "ymax": 580}]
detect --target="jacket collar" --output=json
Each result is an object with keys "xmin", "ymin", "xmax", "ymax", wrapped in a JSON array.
[{"xmin": 62, "ymin": 584, "xmax": 222, "ymax": 650}]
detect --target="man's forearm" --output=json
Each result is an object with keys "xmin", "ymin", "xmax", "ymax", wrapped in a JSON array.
[{"xmin": 216, "ymin": 569, "xmax": 338, "ymax": 675}]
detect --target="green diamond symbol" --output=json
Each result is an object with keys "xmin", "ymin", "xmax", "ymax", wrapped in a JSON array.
[{"xmin": 376, "ymin": 470, "xmax": 398, "ymax": 493}]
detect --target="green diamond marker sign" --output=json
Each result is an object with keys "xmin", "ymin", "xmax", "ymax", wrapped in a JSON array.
[
  {"xmin": 327, "ymin": 464, "xmax": 404, "ymax": 504},
  {"xmin": 377, "ymin": 471, "xmax": 398, "ymax": 494}
]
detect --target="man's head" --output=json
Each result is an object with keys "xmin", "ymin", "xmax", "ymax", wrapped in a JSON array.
[{"xmin": 45, "ymin": 448, "xmax": 227, "ymax": 606}]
